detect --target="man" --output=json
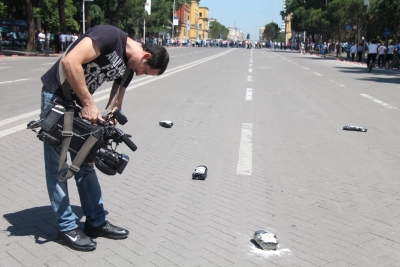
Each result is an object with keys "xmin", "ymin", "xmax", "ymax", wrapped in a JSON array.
[
  {"xmin": 377, "ymin": 43, "xmax": 387, "ymax": 67},
  {"xmin": 38, "ymin": 30, "xmax": 45, "ymax": 52},
  {"xmin": 367, "ymin": 39, "xmax": 378, "ymax": 68},
  {"xmin": 59, "ymin": 32, "xmax": 66, "ymax": 52},
  {"xmin": 40, "ymin": 24, "xmax": 169, "ymax": 252},
  {"xmin": 350, "ymin": 43, "xmax": 358, "ymax": 62},
  {"xmin": 54, "ymin": 31, "xmax": 60, "ymax": 54},
  {"xmin": 357, "ymin": 42, "xmax": 364, "ymax": 62},
  {"xmin": 301, "ymin": 42, "xmax": 305, "ymax": 55},
  {"xmin": 386, "ymin": 41, "xmax": 395, "ymax": 69}
]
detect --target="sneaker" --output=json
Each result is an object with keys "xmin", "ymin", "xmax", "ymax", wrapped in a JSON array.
[
  {"xmin": 84, "ymin": 220, "xmax": 129, "ymax": 239},
  {"xmin": 56, "ymin": 229, "xmax": 97, "ymax": 251}
]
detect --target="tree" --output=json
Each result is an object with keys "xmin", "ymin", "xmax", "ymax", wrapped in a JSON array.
[
  {"xmin": 25, "ymin": 0, "xmax": 36, "ymax": 52},
  {"xmin": 209, "ymin": 20, "xmax": 228, "ymax": 39},
  {"xmin": 263, "ymin": 22, "xmax": 280, "ymax": 41}
]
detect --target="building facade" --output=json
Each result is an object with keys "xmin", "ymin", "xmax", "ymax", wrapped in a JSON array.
[
  {"xmin": 228, "ymin": 27, "xmax": 243, "ymax": 42},
  {"xmin": 259, "ymin": 26, "xmax": 265, "ymax": 41},
  {"xmin": 197, "ymin": 7, "xmax": 209, "ymax": 40},
  {"xmin": 174, "ymin": 3, "xmax": 191, "ymax": 40}
]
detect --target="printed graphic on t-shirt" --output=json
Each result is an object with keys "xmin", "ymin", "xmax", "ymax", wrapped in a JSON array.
[{"xmin": 85, "ymin": 51, "xmax": 126, "ymax": 93}]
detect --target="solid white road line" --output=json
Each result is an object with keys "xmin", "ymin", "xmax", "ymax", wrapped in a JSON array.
[
  {"xmin": 0, "ymin": 79, "xmax": 30, "ymax": 84},
  {"xmin": 329, "ymin": 80, "xmax": 345, "ymax": 87},
  {"xmin": 313, "ymin": 72, "xmax": 322, "ymax": 76},
  {"xmin": 236, "ymin": 123, "xmax": 253, "ymax": 175},
  {"xmin": 0, "ymin": 49, "xmax": 235, "ymax": 139},
  {"xmin": 245, "ymin": 88, "xmax": 252, "ymax": 101},
  {"xmin": 360, "ymin": 94, "xmax": 397, "ymax": 109},
  {"xmin": 0, "ymin": 67, "xmax": 11, "ymax": 69}
]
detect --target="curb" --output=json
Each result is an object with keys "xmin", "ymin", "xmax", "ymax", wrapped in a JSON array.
[{"xmin": 0, "ymin": 52, "xmax": 61, "ymax": 57}]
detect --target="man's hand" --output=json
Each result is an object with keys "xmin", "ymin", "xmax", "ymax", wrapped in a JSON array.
[{"xmin": 81, "ymin": 103, "xmax": 103, "ymax": 124}]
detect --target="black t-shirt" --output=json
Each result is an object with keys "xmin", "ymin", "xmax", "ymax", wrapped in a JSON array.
[{"xmin": 41, "ymin": 25, "xmax": 134, "ymax": 102}]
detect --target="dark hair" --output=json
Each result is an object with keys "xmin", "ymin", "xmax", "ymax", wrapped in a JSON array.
[{"xmin": 141, "ymin": 43, "xmax": 169, "ymax": 75}]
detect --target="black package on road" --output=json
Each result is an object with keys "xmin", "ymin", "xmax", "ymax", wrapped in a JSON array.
[
  {"xmin": 343, "ymin": 125, "xmax": 367, "ymax": 132},
  {"xmin": 192, "ymin": 165, "xmax": 208, "ymax": 180},
  {"xmin": 159, "ymin": 120, "xmax": 173, "ymax": 128}
]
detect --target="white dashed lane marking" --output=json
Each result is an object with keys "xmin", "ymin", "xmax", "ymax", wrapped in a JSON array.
[
  {"xmin": 360, "ymin": 94, "xmax": 397, "ymax": 109},
  {"xmin": 236, "ymin": 123, "xmax": 253, "ymax": 175},
  {"xmin": 245, "ymin": 88, "xmax": 252, "ymax": 101}
]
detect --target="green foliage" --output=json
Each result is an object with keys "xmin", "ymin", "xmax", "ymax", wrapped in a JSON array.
[
  {"xmin": 209, "ymin": 20, "xmax": 229, "ymax": 39},
  {"xmin": 0, "ymin": 2, "xmax": 7, "ymax": 18},
  {"xmin": 263, "ymin": 22, "xmax": 280, "ymax": 41},
  {"xmin": 282, "ymin": 0, "xmax": 400, "ymax": 42}
]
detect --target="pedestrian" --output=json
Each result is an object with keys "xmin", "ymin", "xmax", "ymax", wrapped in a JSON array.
[
  {"xmin": 38, "ymin": 30, "xmax": 45, "ymax": 52},
  {"xmin": 350, "ymin": 43, "xmax": 357, "ymax": 62},
  {"xmin": 45, "ymin": 31, "xmax": 50, "ymax": 52},
  {"xmin": 54, "ymin": 31, "xmax": 60, "ymax": 53},
  {"xmin": 367, "ymin": 39, "xmax": 378, "ymax": 68},
  {"xmin": 66, "ymin": 32, "xmax": 72, "ymax": 48},
  {"xmin": 39, "ymin": 24, "xmax": 169, "ymax": 252},
  {"xmin": 387, "ymin": 41, "xmax": 395, "ymax": 69},
  {"xmin": 322, "ymin": 42, "xmax": 327, "ymax": 57},
  {"xmin": 60, "ymin": 32, "xmax": 66, "ymax": 52},
  {"xmin": 357, "ymin": 42, "xmax": 364, "ymax": 62},
  {"xmin": 377, "ymin": 43, "xmax": 387, "ymax": 67},
  {"xmin": 346, "ymin": 42, "xmax": 351, "ymax": 60}
]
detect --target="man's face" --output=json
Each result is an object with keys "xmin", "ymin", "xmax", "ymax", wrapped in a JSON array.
[{"xmin": 128, "ymin": 55, "xmax": 161, "ymax": 76}]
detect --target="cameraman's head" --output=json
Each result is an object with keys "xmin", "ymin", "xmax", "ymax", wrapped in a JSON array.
[{"xmin": 127, "ymin": 42, "xmax": 169, "ymax": 76}]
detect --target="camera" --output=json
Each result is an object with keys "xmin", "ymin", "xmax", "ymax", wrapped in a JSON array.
[{"xmin": 27, "ymin": 103, "xmax": 137, "ymax": 176}]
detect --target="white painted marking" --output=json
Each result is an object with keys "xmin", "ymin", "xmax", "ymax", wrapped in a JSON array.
[
  {"xmin": 0, "ymin": 78, "xmax": 28, "ymax": 84},
  {"xmin": 40, "ymin": 63, "xmax": 55, "ymax": 65},
  {"xmin": 313, "ymin": 72, "xmax": 322, "ymax": 76},
  {"xmin": 0, "ymin": 67, "xmax": 11, "ymax": 69},
  {"xmin": 245, "ymin": 88, "xmax": 252, "ymax": 101},
  {"xmin": 329, "ymin": 80, "xmax": 345, "ymax": 87},
  {"xmin": 301, "ymin": 66, "xmax": 309, "ymax": 70},
  {"xmin": 31, "ymin": 68, "xmax": 46, "ymax": 71},
  {"xmin": 360, "ymin": 94, "xmax": 397, "ymax": 109},
  {"xmin": 236, "ymin": 123, "xmax": 252, "ymax": 175},
  {"xmin": 248, "ymin": 76, "xmax": 252, "ymax": 82},
  {"xmin": 249, "ymin": 69, "xmax": 252, "ymax": 73}
]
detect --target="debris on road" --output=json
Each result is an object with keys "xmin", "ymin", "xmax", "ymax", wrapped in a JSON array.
[
  {"xmin": 159, "ymin": 120, "xmax": 173, "ymax": 128},
  {"xmin": 343, "ymin": 125, "xmax": 367, "ymax": 132},
  {"xmin": 192, "ymin": 165, "xmax": 208, "ymax": 180},
  {"xmin": 253, "ymin": 230, "xmax": 278, "ymax": 251}
]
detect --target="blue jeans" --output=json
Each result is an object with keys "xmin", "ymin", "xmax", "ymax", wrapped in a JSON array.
[{"xmin": 41, "ymin": 88, "xmax": 107, "ymax": 232}]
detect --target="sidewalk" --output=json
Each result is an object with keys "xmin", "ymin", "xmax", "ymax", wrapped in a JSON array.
[{"xmin": 0, "ymin": 48, "xmax": 61, "ymax": 57}]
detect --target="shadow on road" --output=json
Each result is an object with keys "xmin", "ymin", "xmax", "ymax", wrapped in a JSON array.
[
  {"xmin": 3, "ymin": 205, "xmax": 84, "ymax": 244},
  {"xmin": 334, "ymin": 66, "xmax": 400, "ymax": 85}
]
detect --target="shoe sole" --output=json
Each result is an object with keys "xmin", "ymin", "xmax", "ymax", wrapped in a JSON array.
[
  {"xmin": 57, "ymin": 239, "xmax": 96, "ymax": 252},
  {"xmin": 84, "ymin": 231, "xmax": 128, "ymax": 240}
]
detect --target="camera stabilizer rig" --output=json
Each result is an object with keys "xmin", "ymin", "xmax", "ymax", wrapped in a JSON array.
[{"xmin": 27, "ymin": 104, "xmax": 137, "ymax": 179}]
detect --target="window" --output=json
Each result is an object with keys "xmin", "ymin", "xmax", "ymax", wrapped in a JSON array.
[
  {"xmin": 199, "ymin": 24, "xmax": 202, "ymax": 29},
  {"xmin": 200, "ymin": 13, "xmax": 202, "ymax": 17}
]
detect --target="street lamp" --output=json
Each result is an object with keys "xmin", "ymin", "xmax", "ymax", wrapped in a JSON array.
[{"xmin": 82, "ymin": 0, "xmax": 94, "ymax": 34}]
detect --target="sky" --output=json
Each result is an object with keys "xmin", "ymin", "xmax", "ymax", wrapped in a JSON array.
[{"xmin": 199, "ymin": 0, "xmax": 284, "ymax": 40}]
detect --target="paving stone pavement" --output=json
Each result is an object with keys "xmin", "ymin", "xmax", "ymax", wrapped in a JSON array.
[{"xmin": 2, "ymin": 47, "xmax": 400, "ymax": 267}]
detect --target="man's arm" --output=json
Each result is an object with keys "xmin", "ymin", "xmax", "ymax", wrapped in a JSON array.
[
  {"xmin": 107, "ymin": 81, "xmax": 127, "ymax": 112},
  {"xmin": 61, "ymin": 37, "xmax": 102, "ymax": 123}
]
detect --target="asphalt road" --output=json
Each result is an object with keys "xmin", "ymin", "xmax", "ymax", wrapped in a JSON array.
[{"xmin": 1, "ymin": 47, "xmax": 400, "ymax": 266}]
